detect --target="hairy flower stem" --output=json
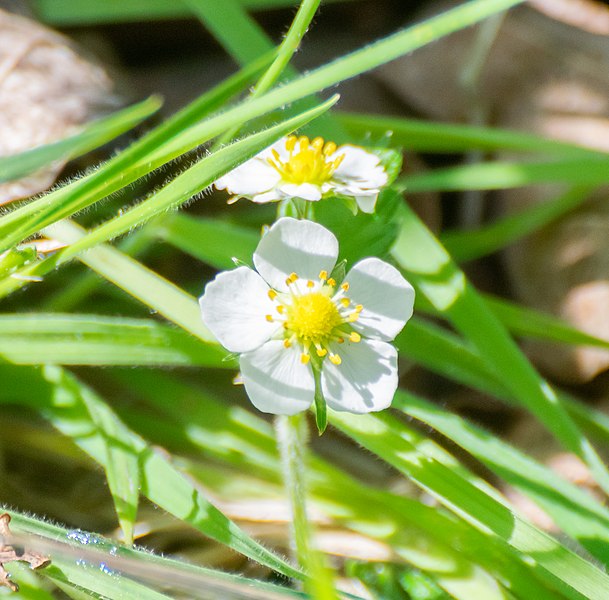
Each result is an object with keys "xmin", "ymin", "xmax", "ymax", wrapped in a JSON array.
[{"xmin": 275, "ymin": 413, "xmax": 337, "ymax": 599}]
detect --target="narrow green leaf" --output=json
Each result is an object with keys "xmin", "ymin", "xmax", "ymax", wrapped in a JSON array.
[
  {"xmin": 331, "ymin": 409, "xmax": 609, "ymax": 600},
  {"xmin": 441, "ymin": 186, "xmax": 595, "ymax": 262},
  {"xmin": 0, "ymin": 0, "xmax": 526, "ymax": 253},
  {"xmin": 7, "ymin": 509, "xmax": 308, "ymax": 599},
  {"xmin": 393, "ymin": 390, "xmax": 609, "ymax": 564},
  {"xmin": 62, "ymin": 96, "xmax": 338, "ymax": 256},
  {"xmin": 338, "ymin": 112, "xmax": 604, "ymax": 157},
  {"xmin": 0, "ymin": 365, "xmax": 301, "ymax": 580},
  {"xmin": 398, "ymin": 157, "xmax": 609, "ymax": 193},
  {"xmin": 391, "ymin": 197, "xmax": 609, "ymax": 497},
  {"xmin": 0, "ymin": 314, "xmax": 230, "ymax": 367}
]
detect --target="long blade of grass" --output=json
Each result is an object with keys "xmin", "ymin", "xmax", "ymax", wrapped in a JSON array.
[
  {"xmin": 0, "ymin": 97, "xmax": 336, "ymax": 296},
  {"xmin": 397, "ymin": 156, "xmax": 609, "ymax": 193},
  {"xmin": 441, "ymin": 186, "xmax": 596, "ymax": 262},
  {"xmin": 338, "ymin": 112, "xmax": 604, "ymax": 157},
  {"xmin": 7, "ymin": 509, "xmax": 308, "ymax": 599},
  {"xmin": 392, "ymin": 390, "xmax": 609, "ymax": 564},
  {"xmin": 0, "ymin": 53, "xmax": 274, "ymax": 248},
  {"xmin": 0, "ymin": 365, "xmax": 302, "ymax": 580},
  {"xmin": 0, "ymin": 0, "xmax": 525, "ymax": 253},
  {"xmin": 61, "ymin": 96, "xmax": 337, "ymax": 256},
  {"xmin": 331, "ymin": 409, "xmax": 609, "ymax": 600},
  {"xmin": 391, "ymin": 197, "xmax": 609, "ymax": 497},
  {"xmin": 31, "ymin": 0, "xmax": 348, "ymax": 25},
  {"xmin": 0, "ymin": 314, "xmax": 230, "ymax": 367}
]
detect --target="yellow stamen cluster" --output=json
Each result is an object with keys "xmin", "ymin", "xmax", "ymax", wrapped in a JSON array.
[
  {"xmin": 267, "ymin": 136, "xmax": 345, "ymax": 186},
  {"xmin": 265, "ymin": 270, "xmax": 364, "ymax": 366}
]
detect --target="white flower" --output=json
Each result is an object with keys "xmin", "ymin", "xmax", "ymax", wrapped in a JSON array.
[
  {"xmin": 214, "ymin": 135, "xmax": 388, "ymax": 213},
  {"xmin": 199, "ymin": 218, "xmax": 415, "ymax": 415}
]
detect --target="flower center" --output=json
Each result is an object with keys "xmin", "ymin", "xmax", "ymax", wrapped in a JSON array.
[
  {"xmin": 286, "ymin": 292, "xmax": 341, "ymax": 345},
  {"xmin": 265, "ymin": 271, "xmax": 364, "ymax": 366},
  {"xmin": 267, "ymin": 135, "xmax": 344, "ymax": 186}
]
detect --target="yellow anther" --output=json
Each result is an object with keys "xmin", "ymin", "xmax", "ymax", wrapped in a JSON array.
[
  {"xmin": 327, "ymin": 278, "xmax": 336, "ymax": 287},
  {"xmin": 333, "ymin": 154, "xmax": 345, "ymax": 169},
  {"xmin": 349, "ymin": 332, "xmax": 361, "ymax": 343},
  {"xmin": 340, "ymin": 298, "xmax": 350, "ymax": 307},
  {"xmin": 301, "ymin": 353, "xmax": 311, "ymax": 364},
  {"xmin": 268, "ymin": 289, "xmax": 278, "ymax": 300},
  {"xmin": 319, "ymin": 270, "xmax": 328, "ymax": 281},
  {"xmin": 266, "ymin": 315, "xmax": 274, "ymax": 322},
  {"xmin": 286, "ymin": 136, "xmax": 297, "ymax": 152},
  {"xmin": 289, "ymin": 272, "xmax": 298, "ymax": 282},
  {"xmin": 268, "ymin": 136, "xmax": 344, "ymax": 186},
  {"xmin": 355, "ymin": 304, "xmax": 363, "ymax": 312},
  {"xmin": 348, "ymin": 313, "xmax": 359, "ymax": 323},
  {"xmin": 284, "ymin": 339, "xmax": 292, "ymax": 348},
  {"xmin": 316, "ymin": 348, "xmax": 327, "ymax": 357},
  {"xmin": 341, "ymin": 282, "xmax": 350, "ymax": 291},
  {"xmin": 307, "ymin": 280, "xmax": 314, "ymax": 288},
  {"xmin": 276, "ymin": 305, "xmax": 285, "ymax": 314},
  {"xmin": 337, "ymin": 337, "xmax": 345, "ymax": 344},
  {"xmin": 323, "ymin": 141, "xmax": 337, "ymax": 155},
  {"xmin": 329, "ymin": 354, "xmax": 342, "ymax": 365}
]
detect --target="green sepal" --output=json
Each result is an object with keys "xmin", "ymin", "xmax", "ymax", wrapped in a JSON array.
[
  {"xmin": 277, "ymin": 198, "xmax": 299, "ymax": 219},
  {"xmin": 371, "ymin": 147, "xmax": 403, "ymax": 186},
  {"xmin": 332, "ymin": 194, "xmax": 359, "ymax": 215},
  {"xmin": 330, "ymin": 259, "xmax": 347, "ymax": 286},
  {"xmin": 311, "ymin": 363, "xmax": 327, "ymax": 435},
  {"xmin": 231, "ymin": 257, "xmax": 251, "ymax": 269}
]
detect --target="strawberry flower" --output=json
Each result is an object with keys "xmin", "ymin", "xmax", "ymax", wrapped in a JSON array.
[
  {"xmin": 214, "ymin": 135, "xmax": 389, "ymax": 214},
  {"xmin": 199, "ymin": 218, "xmax": 414, "ymax": 415}
]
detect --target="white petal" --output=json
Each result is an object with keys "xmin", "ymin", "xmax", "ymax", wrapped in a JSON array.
[
  {"xmin": 354, "ymin": 193, "xmax": 378, "ymax": 214},
  {"xmin": 278, "ymin": 183, "xmax": 323, "ymax": 201},
  {"xmin": 331, "ymin": 145, "xmax": 388, "ymax": 188},
  {"xmin": 321, "ymin": 339, "xmax": 397, "ymax": 413},
  {"xmin": 199, "ymin": 267, "xmax": 279, "ymax": 353},
  {"xmin": 215, "ymin": 159, "xmax": 281, "ymax": 196},
  {"xmin": 343, "ymin": 257, "xmax": 415, "ymax": 341},
  {"xmin": 254, "ymin": 217, "xmax": 339, "ymax": 292},
  {"xmin": 251, "ymin": 190, "xmax": 282, "ymax": 203},
  {"xmin": 240, "ymin": 340, "xmax": 315, "ymax": 414}
]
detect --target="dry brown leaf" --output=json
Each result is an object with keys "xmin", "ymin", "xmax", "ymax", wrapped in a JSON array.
[
  {"xmin": 0, "ymin": 9, "xmax": 112, "ymax": 204},
  {"xmin": 0, "ymin": 513, "xmax": 50, "ymax": 592}
]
